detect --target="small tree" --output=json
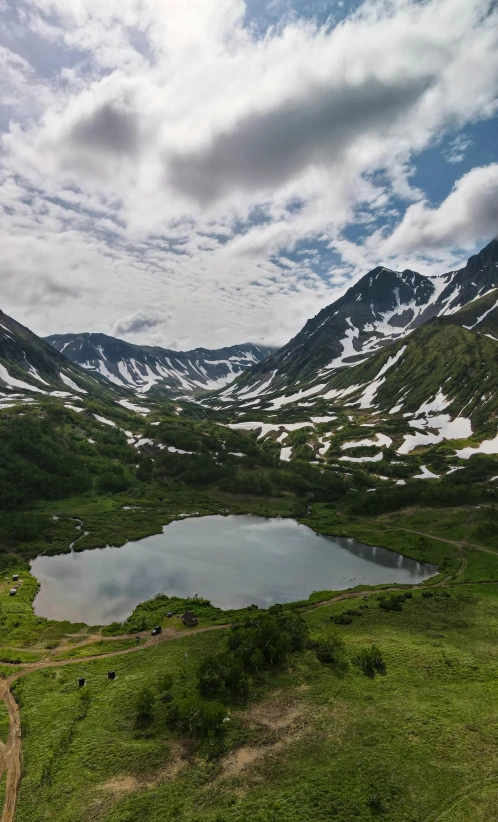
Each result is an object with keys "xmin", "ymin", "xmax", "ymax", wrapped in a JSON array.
[
  {"xmin": 354, "ymin": 645, "xmax": 386, "ymax": 677},
  {"xmin": 167, "ymin": 696, "xmax": 227, "ymax": 740},
  {"xmin": 313, "ymin": 633, "xmax": 347, "ymax": 665},
  {"xmin": 135, "ymin": 687, "xmax": 155, "ymax": 729},
  {"xmin": 158, "ymin": 673, "xmax": 174, "ymax": 702}
]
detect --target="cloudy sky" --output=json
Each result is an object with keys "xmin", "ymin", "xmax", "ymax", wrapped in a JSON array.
[{"xmin": 1, "ymin": 0, "xmax": 497, "ymax": 351}]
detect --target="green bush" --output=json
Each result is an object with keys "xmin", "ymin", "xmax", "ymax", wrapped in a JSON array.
[{"xmin": 354, "ymin": 645, "xmax": 386, "ymax": 677}]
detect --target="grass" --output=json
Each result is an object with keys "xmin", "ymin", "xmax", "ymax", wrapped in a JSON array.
[
  {"xmin": 11, "ymin": 584, "xmax": 498, "ymax": 822},
  {"xmin": 53, "ymin": 639, "xmax": 138, "ymax": 660},
  {"xmin": 0, "ymin": 701, "xmax": 9, "ymax": 743},
  {"xmin": 301, "ymin": 505, "xmax": 461, "ymax": 578}
]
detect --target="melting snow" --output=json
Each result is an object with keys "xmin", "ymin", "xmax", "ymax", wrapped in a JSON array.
[
  {"xmin": 93, "ymin": 414, "xmax": 116, "ymax": 427},
  {"xmin": 323, "ymin": 384, "xmax": 362, "ymax": 401},
  {"xmin": 416, "ymin": 391, "xmax": 449, "ymax": 414},
  {"xmin": 236, "ymin": 372, "xmax": 277, "ymax": 401},
  {"xmin": 462, "ymin": 294, "xmax": 498, "ymax": 331},
  {"xmin": 339, "ymin": 451, "xmax": 384, "ymax": 463},
  {"xmin": 398, "ymin": 414, "xmax": 472, "ymax": 454},
  {"xmin": 267, "ymin": 383, "xmax": 327, "ymax": 409},
  {"xmin": 64, "ymin": 404, "xmax": 85, "ymax": 413},
  {"xmin": 59, "ymin": 372, "xmax": 87, "ymax": 393},
  {"xmin": 0, "ymin": 363, "xmax": 46, "ymax": 393},
  {"xmin": 376, "ymin": 346, "xmax": 406, "ymax": 378},
  {"xmin": 310, "ymin": 415, "xmax": 336, "ymax": 423},
  {"xmin": 118, "ymin": 399, "xmax": 150, "ymax": 415},
  {"xmin": 134, "ymin": 438, "xmax": 154, "ymax": 448},
  {"xmin": 280, "ymin": 446, "xmax": 292, "ymax": 461},
  {"xmin": 226, "ymin": 421, "xmax": 313, "ymax": 439},
  {"xmin": 27, "ymin": 366, "xmax": 49, "ymax": 385},
  {"xmin": 455, "ymin": 432, "xmax": 498, "ymax": 458},
  {"xmin": 413, "ymin": 465, "xmax": 440, "ymax": 479},
  {"xmin": 341, "ymin": 433, "xmax": 392, "ymax": 450}
]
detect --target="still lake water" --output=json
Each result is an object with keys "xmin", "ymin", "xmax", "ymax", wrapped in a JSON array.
[{"xmin": 31, "ymin": 515, "xmax": 437, "ymax": 625}]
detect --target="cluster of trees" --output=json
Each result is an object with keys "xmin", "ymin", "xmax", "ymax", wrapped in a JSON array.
[
  {"xmin": 0, "ymin": 406, "xmax": 136, "ymax": 511},
  {"xmin": 198, "ymin": 606, "xmax": 309, "ymax": 698},
  {"xmin": 351, "ymin": 474, "xmax": 498, "ymax": 515}
]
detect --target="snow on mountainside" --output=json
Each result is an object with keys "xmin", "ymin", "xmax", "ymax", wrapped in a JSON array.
[
  {"xmin": 45, "ymin": 332, "xmax": 274, "ymax": 396},
  {"xmin": 217, "ymin": 238, "xmax": 498, "ymax": 403},
  {"xmin": 0, "ymin": 308, "xmax": 114, "ymax": 402}
]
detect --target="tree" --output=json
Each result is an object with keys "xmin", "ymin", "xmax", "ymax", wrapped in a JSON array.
[{"xmin": 167, "ymin": 696, "xmax": 227, "ymax": 739}]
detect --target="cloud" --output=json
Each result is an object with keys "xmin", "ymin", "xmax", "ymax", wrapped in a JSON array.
[
  {"xmin": 167, "ymin": 75, "xmax": 433, "ymax": 203},
  {"xmin": 70, "ymin": 101, "xmax": 140, "ymax": 156},
  {"xmin": 112, "ymin": 311, "xmax": 167, "ymax": 337},
  {"xmin": 442, "ymin": 133, "xmax": 472, "ymax": 164},
  {"xmin": 0, "ymin": 0, "xmax": 497, "ymax": 348},
  {"xmin": 381, "ymin": 164, "xmax": 498, "ymax": 254}
]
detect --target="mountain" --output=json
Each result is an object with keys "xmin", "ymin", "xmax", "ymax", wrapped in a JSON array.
[
  {"xmin": 0, "ymin": 309, "xmax": 117, "ymax": 401},
  {"xmin": 219, "ymin": 238, "xmax": 498, "ymax": 402},
  {"xmin": 448, "ymin": 288, "xmax": 498, "ymax": 340},
  {"xmin": 45, "ymin": 332, "xmax": 274, "ymax": 396}
]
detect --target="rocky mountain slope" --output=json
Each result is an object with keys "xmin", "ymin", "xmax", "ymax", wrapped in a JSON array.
[
  {"xmin": 220, "ymin": 238, "xmax": 498, "ymax": 401},
  {"xmin": 45, "ymin": 332, "xmax": 273, "ymax": 397},
  {"xmin": 0, "ymin": 309, "xmax": 117, "ymax": 402}
]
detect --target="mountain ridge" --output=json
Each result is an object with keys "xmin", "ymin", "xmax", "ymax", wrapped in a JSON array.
[
  {"xmin": 0, "ymin": 308, "xmax": 119, "ymax": 401},
  {"xmin": 217, "ymin": 238, "xmax": 498, "ymax": 401},
  {"xmin": 45, "ymin": 332, "xmax": 274, "ymax": 397}
]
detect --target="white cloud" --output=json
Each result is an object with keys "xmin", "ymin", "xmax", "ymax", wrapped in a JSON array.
[
  {"xmin": 381, "ymin": 164, "xmax": 498, "ymax": 254},
  {"xmin": 0, "ymin": 0, "xmax": 497, "ymax": 348}
]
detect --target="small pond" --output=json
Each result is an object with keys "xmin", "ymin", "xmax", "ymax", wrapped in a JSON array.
[{"xmin": 31, "ymin": 515, "xmax": 437, "ymax": 624}]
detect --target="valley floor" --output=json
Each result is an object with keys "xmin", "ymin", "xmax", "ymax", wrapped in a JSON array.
[{"xmin": 0, "ymin": 500, "xmax": 497, "ymax": 821}]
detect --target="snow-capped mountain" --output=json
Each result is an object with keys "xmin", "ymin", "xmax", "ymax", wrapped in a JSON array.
[
  {"xmin": 0, "ymin": 309, "xmax": 116, "ymax": 401},
  {"xmin": 218, "ymin": 238, "xmax": 498, "ymax": 402},
  {"xmin": 45, "ymin": 332, "xmax": 274, "ymax": 396}
]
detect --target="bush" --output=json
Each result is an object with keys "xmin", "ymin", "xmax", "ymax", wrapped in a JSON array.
[
  {"xmin": 331, "ymin": 614, "xmax": 353, "ymax": 625},
  {"xmin": 379, "ymin": 594, "xmax": 403, "ymax": 612},
  {"xmin": 354, "ymin": 645, "xmax": 386, "ymax": 677},
  {"xmin": 135, "ymin": 687, "xmax": 155, "ymax": 729},
  {"xmin": 421, "ymin": 590, "xmax": 434, "ymax": 599},
  {"xmin": 312, "ymin": 633, "xmax": 348, "ymax": 671}
]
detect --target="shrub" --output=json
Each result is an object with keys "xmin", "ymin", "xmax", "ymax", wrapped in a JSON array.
[
  {"xmin": 135, "ymin": 687, "xmax": 155, "ymax": 729},
  {"xmin": 354, "ymin": 645, "xmax": 386, "ymax": 677},
  {"xmin": 331, "ymin": 614, "xmax": 353, "ymax": 625},
  {"xmin": 379, "ymin": 595, "xmax": 403, "ymax": 612},
  {"xmin": 312, "ymin": 633, "xmax": 348, "ymax": 672},
  {"xmin": 421, "ymin": 590, "xmax": 434, "ymax": 598}
]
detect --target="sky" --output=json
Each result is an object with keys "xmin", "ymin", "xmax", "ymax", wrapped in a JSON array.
[{"xmin": 0, "ymin": 0, "xmax": 497, "ymax": 351}]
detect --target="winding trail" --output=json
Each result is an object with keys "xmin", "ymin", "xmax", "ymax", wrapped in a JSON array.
[{"xmin": 1, "ymin": 514, "xmax": 496, "ymax": 821}]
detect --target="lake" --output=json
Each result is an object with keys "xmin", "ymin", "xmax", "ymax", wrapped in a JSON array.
[{"xmin": 31, "ymin": 515, "xmax": 437, "ymax": 624}]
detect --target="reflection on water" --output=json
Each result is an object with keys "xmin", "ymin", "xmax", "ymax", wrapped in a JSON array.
[{"xmin": 31, "ymin": 515, "xmax": 437, "ymax": 624}]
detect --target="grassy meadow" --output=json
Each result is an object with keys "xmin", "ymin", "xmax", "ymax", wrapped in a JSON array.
[{"xmin": 11, "ymin": 584, "xmax": 498, "ymax": 822}]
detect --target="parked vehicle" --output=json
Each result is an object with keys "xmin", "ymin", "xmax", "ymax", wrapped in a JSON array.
[{"xmin": 151, "ymin": 625, "xmax": 162, "ymax": 636}]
